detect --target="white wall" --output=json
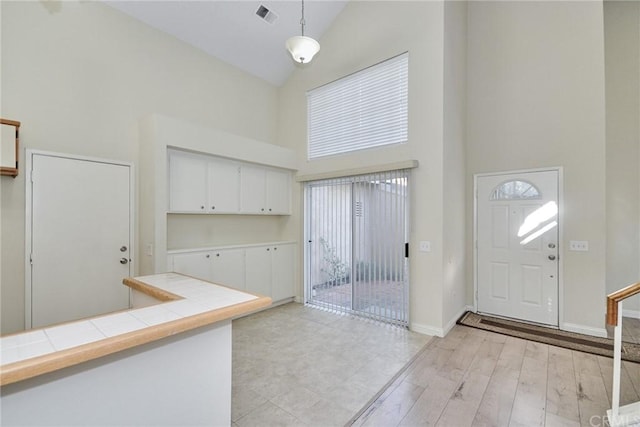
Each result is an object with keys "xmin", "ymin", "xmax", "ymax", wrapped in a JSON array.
[
  {"xmin": 466, "ymin": 1, "xmax": 608, "ymax": 334},
  {"xmin": 604, "ymin": 1, "xmax": 640, "ymax": 311},
  {"xmin": 0, "ymin": 1, "xmax": 279, "ymax": 334},
  {"xmin": 278, "ymin": 1, "xmax": 449, "ymax": 334},
  {"xmin": 442, "ymin": 1, "xmax": 468, "ymax": 331},
  {"xmin": 2, "ymin": 0, "xmax": 627, "ymax": 338}
]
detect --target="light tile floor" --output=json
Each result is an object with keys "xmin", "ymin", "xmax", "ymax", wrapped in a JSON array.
[{"xmin": 232, "ymin": 302, "xmax": 431, "ymax": 426}]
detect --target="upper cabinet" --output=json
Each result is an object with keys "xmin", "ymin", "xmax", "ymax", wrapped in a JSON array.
[
  {"xmin": 168, "ymin": 150, "xmax": 240, "ymax": 213},
  {"xmin": 240, "ymin": 164, "xmax": 291, "ymax": 215},
  {"xmin": 168, "ymin": 148, "xmax": 291, "ymax": 215},
  {"xmin": 208, "ymin": 157, "xmax": 241, "ymax": 213},
  {"xmin": 168, "ymin": 150, "xmax": 208, "ymax": 212}
]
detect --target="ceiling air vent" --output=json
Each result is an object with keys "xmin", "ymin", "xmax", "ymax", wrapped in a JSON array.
[{"xmin": 256, "ymin": 5, "xmax": 279, "ymax": 25}]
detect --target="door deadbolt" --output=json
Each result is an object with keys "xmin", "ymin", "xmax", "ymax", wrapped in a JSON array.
[
  {"xmin": 548, "ymin": 255, "xmax": 556, "ymax": 261},
  {"xmin": 548, "ymin": 243, "xmax": 556, "ymax": 249},
  {"xmin": 120, "ymin": 246, "xmax": 127, "ymax": 252},
  {"xmin": 120, "ymin": 258, "xmax": 129, "ymax": 265}
]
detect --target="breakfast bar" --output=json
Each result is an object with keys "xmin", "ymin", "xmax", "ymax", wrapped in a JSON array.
[{"xmin": 0, "ymin": 273, "xmax": 271, "ymax": 426}]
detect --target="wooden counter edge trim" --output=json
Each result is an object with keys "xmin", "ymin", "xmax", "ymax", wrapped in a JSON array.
[
  {"xmin": 123, "ymin": 277, "xmax": 182, "ymax": 301},
  {"xmin": 0, "ymin": 295, "xmax": 272, "ymax": 386},
  {"xmin": 606, "ymin": 282, "xmax": 640, "ymax": 326}
]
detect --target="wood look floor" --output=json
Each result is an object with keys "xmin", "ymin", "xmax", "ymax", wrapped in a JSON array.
[
  {"xmin": 353, "ymin": 325, "xmax": 640, "ymax": 427},
  {"xmin": 623, "ymin": 316, "xmax": 640, "ymax": 344},
  {"xmin": 233, "ymin": 304, "xmax": 639, "ymax": 427}
]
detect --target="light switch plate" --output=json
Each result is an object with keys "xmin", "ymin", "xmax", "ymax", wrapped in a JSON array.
[
  {"xmin": 419, "ymin": 241, "xmax": 431, "ymax": 252},
  {"xmin": 569, "ymin": 240, "xmax": 589, "ymax": 251}
]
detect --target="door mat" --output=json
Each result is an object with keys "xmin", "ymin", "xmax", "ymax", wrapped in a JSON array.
[{"xmin": 457, "ymin": 311, "xmax": 640, "ymax": 363}]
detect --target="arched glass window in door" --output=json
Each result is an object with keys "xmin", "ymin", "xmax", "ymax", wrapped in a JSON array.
[{"xmin": 490, "ymin": 180, "xmax": 541, "ymax": 200}]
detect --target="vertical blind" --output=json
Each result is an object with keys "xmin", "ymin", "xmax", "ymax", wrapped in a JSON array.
[
  {"xmin": 307, "ymin": 52, "xmax": 409, "ymax": 159},
  {"xmin": 305, "ymin": 169, "xmax": 410, "ymax": 327}
]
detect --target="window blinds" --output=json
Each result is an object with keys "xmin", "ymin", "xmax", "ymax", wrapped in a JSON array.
[{"xmin": 307, "ymin": 52, "xmax": 409, "ymax": 159}]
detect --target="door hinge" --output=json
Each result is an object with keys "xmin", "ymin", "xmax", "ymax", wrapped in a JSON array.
[
  {"xmin": 405, "ymin": 242, "xmax": 409, "ymax": 258},
  {"xmin": 29, "ymin": 253, "xmax": 33, "ymax": 265},
  {"xmin": 30, "ymin": 168, "xmax": 35, "ymax": 183}
]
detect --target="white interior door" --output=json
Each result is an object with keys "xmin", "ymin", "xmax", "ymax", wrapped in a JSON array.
[
  {"xmin": 28, "ymin": 152, "xmax": 132, "ymax": 328},
  {"xmin": 476, "ymin": 170, "xmax": 559, "ymax": 326}
]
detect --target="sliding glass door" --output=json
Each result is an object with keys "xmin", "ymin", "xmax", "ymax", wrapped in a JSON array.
[{"xmin": 305, "ymin": 169, "xmax": 410, "ymax": 326}]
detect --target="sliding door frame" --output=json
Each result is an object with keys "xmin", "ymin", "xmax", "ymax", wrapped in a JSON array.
[{"xmin": 303, "ymin": 169, "xmax": 411, "ymax": 327}]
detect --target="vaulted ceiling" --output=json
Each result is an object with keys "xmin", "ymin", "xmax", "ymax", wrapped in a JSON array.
[{"xmin": 104, "ymin": 1, "xmax": 349, "ymax": 86}]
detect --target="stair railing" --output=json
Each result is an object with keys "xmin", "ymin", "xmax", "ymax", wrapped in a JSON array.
[{"xmin": 606, "ymin": 281, "xmax": 640, "ymax": 426}]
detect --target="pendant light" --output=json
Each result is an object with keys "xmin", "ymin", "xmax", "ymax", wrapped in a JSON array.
[{"xmin": 285, "ymin": 0, "xmax": 320, "ymax": 64}]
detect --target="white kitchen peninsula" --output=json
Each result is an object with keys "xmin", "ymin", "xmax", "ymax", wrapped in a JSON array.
[{"xmin": 0, "ymin": 273, "xmax": 271, "ymax": 426}]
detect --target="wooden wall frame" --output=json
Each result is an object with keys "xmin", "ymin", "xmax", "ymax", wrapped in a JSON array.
[{"xmin": 1, "ymin": 118, "xmax": 20, "ymax": 177}]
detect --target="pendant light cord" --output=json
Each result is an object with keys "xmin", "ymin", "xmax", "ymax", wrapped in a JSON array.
[{"xmin": 300, "ymin": 0, "xmax": 306, "ymax": 37}]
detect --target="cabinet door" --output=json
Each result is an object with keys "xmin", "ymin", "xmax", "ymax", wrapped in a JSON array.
[
  {"xmin": 265, "ymin": 169, "xmax": 291, "ymax": 214},
  {"xmin": 168, "ymin": 151, "xmax": 207, "ymax": 212},
  {"xmin": 171, "ymin": 252, "xmax": 212, "ymax": 281},
  {"xmin": 245, "ymin": 246, "xmax": 272, "ymax": 296},
  {"xmin": 240, "ymin": 165, "xmax": 266, "ymax": 214},
  {"xmin": 211, "ymin": 248, "xmax": 245, "ymax": 290},
  {"xmin": 208, "ymin": 159, "xmax": 240, "ymax": 213},
  {"xmin": 271, "ymin": 244, "xmax": 295, "ymax": 301}
]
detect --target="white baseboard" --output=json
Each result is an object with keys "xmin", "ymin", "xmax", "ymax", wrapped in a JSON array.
[
  {"xmin": 562, "ymin": 322, "xmax": 608, "ymax": 338},
  {"xmin": 411, "ymin": 305, "xmax": 473, "ymax": 338},
  {"xmin": 410, "ymin": 322, "xmax": 444, "ymax": 337},
  {"xmin": 443, "ymin": 305, "xmax": 474, "ymax": 336},
  {"xmin": 622, "ymin": 309, "xmax": 640, "ymax": 319}
]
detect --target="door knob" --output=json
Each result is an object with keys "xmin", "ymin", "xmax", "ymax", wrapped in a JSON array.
[
  {"xmin": 120, "ymin": 258, "xmax": 129, "ymax": 265},
  {"xmin": 548, "ymin": 255, "xmax": 556, "ymax": 261}
]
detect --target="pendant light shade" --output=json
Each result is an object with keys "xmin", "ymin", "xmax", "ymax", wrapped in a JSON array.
[
  {"xmin": 286, "ymin": 35, "xmax": 320, "ymax": 64},
  {"xmin": 286, "ymin": 0, "xmax": 319, "ymax": 64}
]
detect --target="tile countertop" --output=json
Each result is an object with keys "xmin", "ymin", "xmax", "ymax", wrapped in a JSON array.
[{"xmin": 0, "ymin": 273, "xmax": 272, "ymax": 386}]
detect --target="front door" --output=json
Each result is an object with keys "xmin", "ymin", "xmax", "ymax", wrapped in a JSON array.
[
  {"xmin": 28, "ymin": 152, "xmax": 132, "ymax": 328},
  {"xmin": 476, "ymin": 170, "xmax": 559, "ymax": 326}
]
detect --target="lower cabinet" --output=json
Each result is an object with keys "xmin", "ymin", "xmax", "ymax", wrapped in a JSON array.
[
  {"xmin": 171, "ymin": 251, "xmax": 212, "ymax": 281},
  {"xmin": 245, "ymin": 247, "xmax": 272, "ymax": 297},
  {"xmin": 168, "ymin": 242, "xmax": 295, "ymax": 303},
  {"xmin": 271, "ymin": 244, "xmax": 295, "ymax": 302},
  {"xmin": 211, "ymin": 249, "xmax": 245, "ymax": 290}
]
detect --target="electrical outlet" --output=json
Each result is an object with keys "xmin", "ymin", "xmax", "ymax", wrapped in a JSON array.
[
  {"xmin": 569, "ymin": 240, "xmax": 589, "ymax": 251},
  {"xmin": 419, "ymin": 241, "xmax": 431, "ymax": 252}
]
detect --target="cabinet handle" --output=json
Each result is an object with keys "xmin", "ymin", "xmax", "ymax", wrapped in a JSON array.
[
  {"xmin": 216, "ymin": 253, "xmax": 220, "ymax": 257},
  {"xmin": 206, "ymin": 254, "xmax": 210, "ymax": 258},
  {"xmin": 274, "ymin": 247, "xmax": 278, "ymax": 251},
  {"xmin": 200, "ymin": 205, "xmax": 205, "ymax": 210},
  {"xmin": 269, "ymin": 208, "xmax": 272, "ymax": 212},
  {"xmin": 261, "ymin": 208, "xmax": 265, "ymax": 212},
  {"xmin": 267, "ymin": 248, "xmax": 270, "ymax": 251},
  {"xmin": 211, "ymin": 206, "xmax": 215, "ymax": 210}
]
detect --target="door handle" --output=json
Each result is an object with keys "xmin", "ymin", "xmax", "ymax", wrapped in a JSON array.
[
  {"xmin": 120, "ymin": 258, "xmax": 129, "ymax": 265},
  {"xmin": 548, "ymin": 255, "xmax": 556, "ymax": 261}
]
